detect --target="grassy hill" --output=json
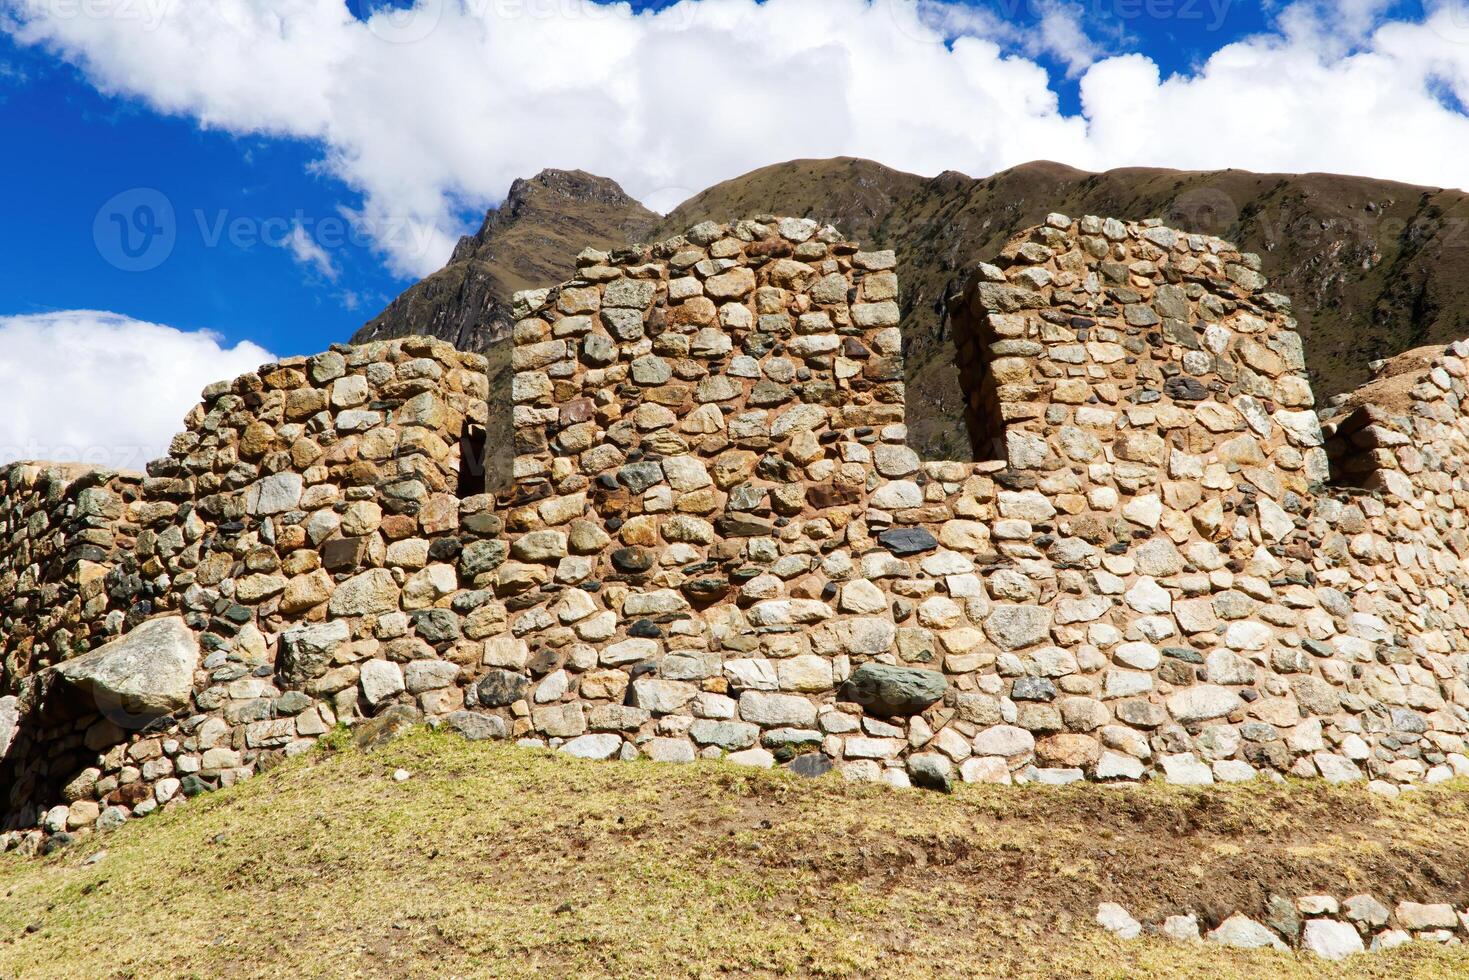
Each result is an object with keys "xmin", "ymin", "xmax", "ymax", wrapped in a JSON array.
[
  {"xmin": 3, "ymin": 730, "xmax": 1469, "ymax": 978},
  {"xmin": 358, "ymin": 158, "xmax": 1469, "ymax": 460}
]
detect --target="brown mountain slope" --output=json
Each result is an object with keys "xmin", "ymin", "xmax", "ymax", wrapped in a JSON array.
[
  {"xmin": 360, "ymin": 158, "xmax": 1469, "ymax": 460},
  {"xmin": 662, "ymin": 158, "xmax": 1469, "ymax": 457},
  {"xmin": 353, "ymin": 168, "xmax": 659, "ymax": 351}
]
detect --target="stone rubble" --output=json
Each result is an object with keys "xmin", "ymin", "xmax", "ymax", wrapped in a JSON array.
[{"xmin": 1099, "ymin": 892, "xmax": 1468, "ymax": 960}]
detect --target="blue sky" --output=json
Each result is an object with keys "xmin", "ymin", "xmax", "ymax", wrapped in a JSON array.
[
  {"xmin": 0, "ymin": 31, "xmax": 399, "ymax": 356},
  {"xmin": 1, "ymin": 0, "xmax": 1467, "ymax": 463},
  {"xmin": 0, "ymin": 0, "xmax": 1287, "ymax": 357}
]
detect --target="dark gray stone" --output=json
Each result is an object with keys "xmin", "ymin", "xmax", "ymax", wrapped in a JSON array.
[
  {"xmin": 1390, "ymin": 708, "xmax": 1427, "ymax": 734},
  {"xmin": 839, "ymin": 663, "xmax": 947, "ymax": 717},
  {"xmin": 788, "ymin": 753, "xmax": 833, "ymax": 778},
  {"xmin": 1264, "ymin": 893, "xmax": 1301, "ymax": 942},
  {"xmin": 459, "ymin": 539, "xmax": 507, "ymax": 577},
  {"xmin": 413, "ymin": 609, "xmax": 461, "ymax": 645},
  {"xmin": 274, "ymin": 691, "xmax": 313, "ymax": 716},
  {"xmin": 907, "ymin": 753, "xmax": 954, "ymax": 792},
  {"xmin": 877, "ymin": 528, "xmax": 938, "ymax": 556},
  {"xmin": 475, "ymin": 669, "xmax": 529, "ymax": 707},
  {"xmin": 617, "ymin": 462, "xmax": 664, "ymax": 494},
  {"xmin": 50, "ymin": 617, "xmax": 200, "ymax": 720},
  {"xmin": 1115, "ymin": 699, "xmax": 1167, "ymax": 727},
  {"xmin": 354, "ymin": 704, "xmax": 423, "ymax": 749},
  {"xmin": 443, "ymin": 710, "xmax": 507, "ymax": 742},
  {"xmin": 279, "ymin": 620, "xmax": 352, "ymax": 685},
  {"xmin": 611, "ymin": 548, "xmax": 653, "ymax": 574},
  {"xmin": 1164, "ymin": 375, "xmax": 1208, "ymax": 401},
  {"xmin": 1011, "ymin": 676, "xmax": 1057, "ymax": 702}
]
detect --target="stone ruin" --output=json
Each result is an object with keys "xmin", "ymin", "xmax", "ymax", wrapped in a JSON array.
[{"xmin": 6, "ymin": 211, "xmax": 1469, "ymax": 849}]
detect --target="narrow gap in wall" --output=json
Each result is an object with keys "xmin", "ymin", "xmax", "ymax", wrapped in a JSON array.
[
  {"xmin": 457, "ymin": 423, "xmax": 488, "ymax": 498},
  {"xmin": 484, "ymin": 342, "xmax": 515, "ymax": 494},
  {"xmin": 951, "ymin": 295, "xmax": 1007, "ymax": 462},
  {"xmin": 1322, "ymin": 406, "xmax": 1376, "ymax": 490}
]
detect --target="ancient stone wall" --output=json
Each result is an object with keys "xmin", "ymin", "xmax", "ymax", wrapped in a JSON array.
[
  {"xmin": 0, "ymin": 336, "xmax": 492, "ymax": 841},
  {"xmin": 0, "ymin": 464, "xmax": 142, "ymax": 689},
  {"xmin": 7, "ymin": 214, "xmax": 1469, "ymax": 853}
]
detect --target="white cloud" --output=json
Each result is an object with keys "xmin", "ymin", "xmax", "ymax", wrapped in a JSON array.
[
  {"xmin": 283, "ymin": 220, "xmax": 339, "ymax": 280},
  {"xmin": 1034, "ymin": 3, "xmax": 1104, "ymax": 77},
  {"xmin": 0, "ymin": 311, "xmax": 273, "ymax": 470},
  {"xmin": 5, "ymin": 0, "xmax": 1469, "ymax": 280}
]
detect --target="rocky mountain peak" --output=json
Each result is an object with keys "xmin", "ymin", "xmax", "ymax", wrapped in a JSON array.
[
  {"xmin": 360, "ymin": 156, "xmax": 1469, "ymax": 460},
  {"xmin": 450, "ymin": 169, "xmax": 644, "ymax": 264}
]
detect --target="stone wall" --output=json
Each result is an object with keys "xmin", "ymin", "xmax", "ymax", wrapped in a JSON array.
[
  {"xmin": 8, "ymin": 213, "xmax": 1469, "ymax": 851},
  {"xmin": 0, "ymin": 464, "xmax": 142, "ymax": 690},
  {"xmin": 0, "ymin": 336, "xmax": 491, "ymax": 841}
]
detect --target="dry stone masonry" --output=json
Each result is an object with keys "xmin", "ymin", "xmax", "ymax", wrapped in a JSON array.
[
  {"xmin": 6, "ymin": 214, "xmax": 1469, "ymax": 858},
  {"xmin": 1098, "ymin": 892, "xmax": 1469, "ymax": 959}
]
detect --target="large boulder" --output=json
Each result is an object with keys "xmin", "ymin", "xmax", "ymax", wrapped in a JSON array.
[
  {"xmin": 840, "ymin": 663, "xmax": 947, "ymax": 717},
  {"xmin": 52, "ymin": 617, "xmax": 200, "ymax": 721}
]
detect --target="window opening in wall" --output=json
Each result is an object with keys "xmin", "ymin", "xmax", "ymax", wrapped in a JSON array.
[
  {"xmin": 949, "ymin": 299, "xmax": 1007, "ymax": 462},
  {"xmin": 457, "ymin": 423, "xmax": 488, "ymax": 498}
]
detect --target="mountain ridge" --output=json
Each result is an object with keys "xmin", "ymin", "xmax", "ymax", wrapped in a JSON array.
[{"xmin": 354, "ymin": 157, "xmax": 1469, "ymax": 459}]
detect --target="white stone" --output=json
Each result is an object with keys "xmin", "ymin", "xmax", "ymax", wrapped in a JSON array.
[
  {"xmin": 740, "ymin": 691, "xmax": 817, "ymax": 728},
  {"xmin": 1167, "ymin": 685, "xmax": 1244, "ymax": 724},
  {"xmin": 1314, "ymin": 753, "xmax": 1364, "ymax": 784},
  {"xmin": 246, "ymin": 472, "xmax": 303, "ymax": 515},
  {"xmin": 726, "ymin": 747, "xmax": 776, "ymax": 768},
  {"xmin": 840, "ymin": 579, "xmax": 889, "ymax": 614},
  {"xmin": 1121, "ymin": 494, "xmax": 1163, "ymax": 527},
  {"xmin": 1207, "ymin": 914, "xmax": 1287, "ymax": 951},
  {"xmin": 559, "ymin": 734, "xmax": 622, "ymax": 760},
  {"xmin": 1162, "ymin": 915, "xmax": 1201, "ymax": 942},
  {"xmin": 1114, "ymin": 641, "xmax": 1160, "ymax": 671},
  {"xmin": 959, "ymin": 756, "xmax": 1012, "ymax": 784},
  {"xmin": 534, "ymin": 670, "xmax": 570, "ymax": 704},
  {"xmin": 359, "ymin": 659, "xmax": 405, "ymax": 707},
  {"xmin": 1096, "ymin": 903, "xmax": 1141, "ymax": 940},
  {"xmin": 1095, "ymin": 751, "xmax": 1144, "ymax": 780},
  {"xmin": 1124, "ymin": 577, "xmax": 1171, "ymax": 614},
  {"xmin": 1160, "ymin": 753, "xmax": 1214, "ymax": 785},
  {"xmin": 971, "ymin": 725, "xmax": 1034, "ymax": 758},
  {"xmin": 724, "ymin": 658, "xmax": 779, "ymax": 691},
  {"xmin": 1301, "ymin": 919, "xmax": 1364, "ymax": 960}
]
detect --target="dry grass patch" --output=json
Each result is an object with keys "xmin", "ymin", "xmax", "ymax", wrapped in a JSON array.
[{"xmin": 1, "ymin": 730, "xmax": 1467, "ymax": 978}]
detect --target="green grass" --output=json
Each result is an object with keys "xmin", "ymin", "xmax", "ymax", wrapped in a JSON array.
[{"xmin": 1, "ymin": 731, "xmax": 1467, "ymax": 978}]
